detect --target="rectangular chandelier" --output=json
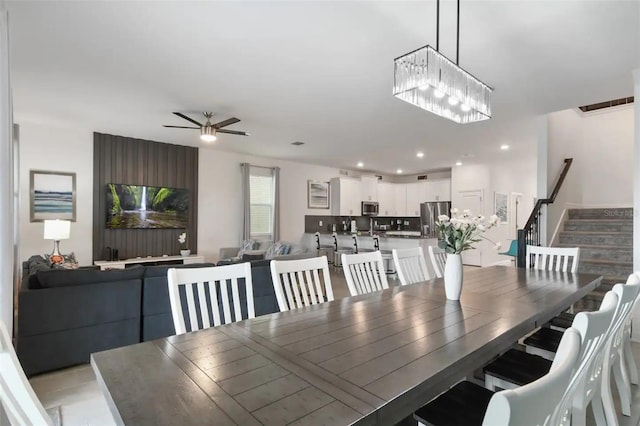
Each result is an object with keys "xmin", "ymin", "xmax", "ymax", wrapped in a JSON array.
[{"xmin": 393, "ymin": 45, "xmax": 493, "ymax": 124}]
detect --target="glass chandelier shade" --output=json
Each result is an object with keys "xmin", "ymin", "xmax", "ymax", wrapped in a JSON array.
[{"xmin": 393, "ymin": 45, "xmax": 492, "ymax": 124}]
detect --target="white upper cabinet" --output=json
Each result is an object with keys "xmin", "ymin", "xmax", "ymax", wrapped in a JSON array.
[
  {"xmin": 360, "ymin": 176, "xmax": 379, "ymax": 202},
  {"xmin": 330, "ymin": 177, "xmax": 361, "ymax": 216},
  {"xmin": 405, "ymin": 182, "xmax": 427, "ymax": 217},
  {"xmin": 394, "ymin": 184, "xmax": 407, "ymax": 216},
  {"xmin": 377, "ymin": 182, "xmax": 395, "ymax": 216},
  {"xmin": 425, "ymin": 179, "xmax": 451, "ymax": 201}
]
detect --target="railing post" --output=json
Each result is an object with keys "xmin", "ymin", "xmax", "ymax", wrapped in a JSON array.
[{"xmin": 517, "ymin": 229, "xmax": 526, "ymax": 268}]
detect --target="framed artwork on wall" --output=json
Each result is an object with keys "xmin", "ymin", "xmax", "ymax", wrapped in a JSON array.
[
  {"xmin": 307, "ymin": 180, "xmax": 330, "ymax": 209},
  {"xmin": 30, "ymin": 170, "xmax": 77, "ymax": 222},
  {"xmin": 494, "ymin": 192, "xmax": 509, "ymax": 224}
]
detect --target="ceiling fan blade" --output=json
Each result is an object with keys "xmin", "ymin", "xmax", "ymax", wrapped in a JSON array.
[
  {"xmin": 163, "ymin": 125, "xmax": 200, "ymax": 129},
  {"xmin": 172, "ymin": 112, "xmax": 202, "ymax": 127},
  {"xmin": 213, "ymin": 117, "xmax": 240, "ymax": 129},
  {"xmin": 217, "ymin": 129, "xmax": 249, "ymax": 136}
]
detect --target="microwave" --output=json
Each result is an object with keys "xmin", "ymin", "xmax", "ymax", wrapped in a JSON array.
[{"xmin": 361, "ymin": 201, "xmax": 379, "ymax": 216}]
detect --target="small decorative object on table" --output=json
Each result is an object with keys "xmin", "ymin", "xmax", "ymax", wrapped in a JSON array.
[
  {"xmin": 435, "ymin": 209, "xmax": 501, "ymax": 300},
  {"xmin": 178, "ymin": 232, "xmax": 190, "ymax": 256}
]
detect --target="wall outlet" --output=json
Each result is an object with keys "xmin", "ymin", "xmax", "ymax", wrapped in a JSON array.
[{"xmin": 319, "ymin": 220, "xmax": 323, "ymax": 226}]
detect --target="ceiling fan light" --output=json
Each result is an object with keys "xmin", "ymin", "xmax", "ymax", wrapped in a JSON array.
[{"xmin": 200, "ymin": 126, "xmax": 217, "ymax": 142}]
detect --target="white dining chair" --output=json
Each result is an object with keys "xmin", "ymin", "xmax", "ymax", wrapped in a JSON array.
[
  {"xmin": 600, "ymin": 278, "xmax": 640, "ymax": 423},
  {"xmin": 270, "ymin": 256, "xmax": 334, "ymax": 311},
  {"xmin": 167, "ymin": 263, "xmax": 254, "ymax": 334},
  {"xmin": 414, "ymin": 327, "xmax": 581, "ymax": 426},
  {"xmin": 526, "ymin": 245, "xmax": 580, "ymax": 273},
  {"xmin": 342, "ymin": 251, "xmax": 389, "ymax": 296},
  {"xmin": 0, "ymin": 320, "xmax": 55, "ymax": 426},
  {"xmin": 428, "ymin": 245, "xmax": 447, "ymax": 279},
  {"xmin": 392, "ymin": 247, "xmax": 430, "ymax": 286},
  {"xmin": 623, "ymin": 272, "xmax": 640, "ymax": 388}
]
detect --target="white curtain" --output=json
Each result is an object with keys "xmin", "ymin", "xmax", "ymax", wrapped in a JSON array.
[{"xmin": 240, "ymin": 163, "xmax": 251, "ymax": 241}]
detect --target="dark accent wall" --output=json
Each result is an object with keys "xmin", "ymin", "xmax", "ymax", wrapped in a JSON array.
[{"xmin": 93, "ymin": 133, "xmax": 198, "ymax": 261}]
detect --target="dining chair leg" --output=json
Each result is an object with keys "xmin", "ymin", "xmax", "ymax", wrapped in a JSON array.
[
  {"xmin": 623, "ymin": 339, "xmax": 639, "ymax": 385},
  {"xmin": 612, "ymin": 358, "xmax": 632, "ymax": 416},
  {"xmin": 572, "ymin": 404, "xmax": 588, "ymax": 426},
  {"xmin": 591, "ymin": 393, "xmax": 607, "ymax": 426},
  {"xmin": 601, "ymin": 363, "xmax": 618, "ymax": 426}
]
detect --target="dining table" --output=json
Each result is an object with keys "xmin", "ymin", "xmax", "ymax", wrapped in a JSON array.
[{"xmin": 91, "ymin": 266, "xmax": 601, "ymax": 426}]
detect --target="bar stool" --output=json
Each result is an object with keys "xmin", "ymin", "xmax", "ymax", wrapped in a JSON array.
[
  {"xmin": 314, "ymin": 232, "xmax": 335, "ymax": 265},
  {"xmin": 332, "ymin": 232, "xmax": 353, "ymax": 267},
  {"xmin": 373, "ymin": 235, "xmax": 395, "ymax": 276}
]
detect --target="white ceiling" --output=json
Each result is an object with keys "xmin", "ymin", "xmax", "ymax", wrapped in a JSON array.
[{"xmin": 7, "ymin": 1, "xmax": 640, "ymax": 175}]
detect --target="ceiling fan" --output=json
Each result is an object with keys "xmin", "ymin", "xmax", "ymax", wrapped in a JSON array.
[{"xmin": 163, "ymin": 112, "xmax": 249, "ymax": 142}]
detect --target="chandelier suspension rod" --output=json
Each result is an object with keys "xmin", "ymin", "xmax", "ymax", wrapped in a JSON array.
[
  {"xmin": 436, "ymin": 0, "xmax": 440, "ymax": 51},
  {"xmin": 456, "ymin": 0, "xmax": 460, "ymax": 65}
]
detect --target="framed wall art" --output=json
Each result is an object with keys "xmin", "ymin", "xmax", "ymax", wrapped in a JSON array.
[
  {"xmin": 30, "ymin": 170, "xmax": 76, "ymax": 222},
  {"xmin": 307, "ymin": 180, "xmax": 330, "ymax": 209},
  {"xmin": 494, "ymin": 191, "xmax": 508, "ymax": 224}
]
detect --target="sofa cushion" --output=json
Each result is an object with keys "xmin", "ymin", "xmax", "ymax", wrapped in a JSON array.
[
  {"xmin": 36, "ymin": 265, "xmax": 144, "ymax": 288},
  {"xmin": 143, "ymin": 262, "xmax": 216, "ymax": 278}
]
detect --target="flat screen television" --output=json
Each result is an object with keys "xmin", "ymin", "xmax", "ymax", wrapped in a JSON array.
[{"xmin": 106, "ymin": 184, "xmax": 189, "ymax": 229}]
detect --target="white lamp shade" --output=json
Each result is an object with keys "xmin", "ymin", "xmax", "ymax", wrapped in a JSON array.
[{"xmin": 43, "ymin": 220, "xmax": 70, "ymax": 240}]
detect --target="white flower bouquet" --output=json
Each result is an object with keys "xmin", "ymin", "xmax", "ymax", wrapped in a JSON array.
[
  {"xmin": 178, "ymin": 232, "xmax": 188, "ymax": 250},
  {"xmin": 435, "ymin": 208, "xmax": 501, "ymax": 254}
]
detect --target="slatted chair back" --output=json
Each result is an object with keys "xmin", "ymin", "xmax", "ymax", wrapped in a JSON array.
[
  {"xmin": 482, "ymin": 327, "xmax": 581, "ymax": 426},
  {"xmin": 428, "ymin": 245, "xmax": 447, "ymax": 278},
  {"xmin": 551, "ymin": 290, "xmax": 619, "ymax": 426},
  {"xmin": 167, "ymin": 263, "xmax": 254, "ymax": 334},
  {"xmin": 526, "ymin": 245, "xmax": 580, "ymax": 273},
  {"xmin": 600, "ymin": 278, "xmax": 640, "ymax": 424},
  {"xmin": 0, "ymin": 321, "xmax": 53, "ymax": 426},
  {"xmin": 270, "ymin": 256, "xmax": 334, "ymax": 311},
  {"xmin": 342, "ymin": 251, "xmax": 389, "ymax": 296},
  {"xmin": 392, "ymin": 247, "xmax": 431, "ymax": 286},
  {"xmin": 623, "ymin": 273, "xmax": 640, "ymax": 387}
]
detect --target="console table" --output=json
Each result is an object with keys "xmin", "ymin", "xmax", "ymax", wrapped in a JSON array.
[{"xmin": 94, "ymin": 254, "xmax": 205, "ymax": 270}]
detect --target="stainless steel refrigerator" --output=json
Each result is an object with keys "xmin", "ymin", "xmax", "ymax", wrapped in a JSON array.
[{"xmin": 420, "ymin": 201, "xmax": 451, "ymax": 237}]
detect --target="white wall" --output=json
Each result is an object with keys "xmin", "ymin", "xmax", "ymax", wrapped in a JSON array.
[
  {"xmin": 198, "ymin": 148, "xmax": 348, "ymax": 262},
  {"xmin": 18, "ymin": 122, "xmax": 94, "ymax": 265},
  {"xmin": 546, "ymin": 106, "xmax": 634, "ymax": 241},
  {"xmin": 450, "ymin": 158, "xmax": 536, "ymax": 267}
]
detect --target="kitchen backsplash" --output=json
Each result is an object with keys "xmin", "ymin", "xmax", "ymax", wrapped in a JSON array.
[{"xmin": 305, "ymin": 215, "xmax": 421, "ymax": 234}]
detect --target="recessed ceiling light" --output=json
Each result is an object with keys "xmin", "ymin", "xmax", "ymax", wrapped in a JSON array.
[
  {"xmin": 416, "ymin": 152, "xmax": 424, "ymax": 158},
  {"xmin": 291, "ymin": 141, "xmax": 304, "ymax": 146},
  {"xmin": 357, "ymin": 162, "xmax": 364, "ymax": 168},
  {"xmin": 396, "ymin": 169, "xmax": 403, "ymax": 174},
  {"xmin": 455, "ymin": 161, "xmax": 463, "ymax": 166},
  {"xmin": 500, "ymin": 144, "xmax": 510, "ymax": 150}
]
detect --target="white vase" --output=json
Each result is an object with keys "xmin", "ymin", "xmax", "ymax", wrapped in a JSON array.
[
  {"xmin": 180, "ymin": 249, "xmax": 191, "ymax": 257},
  {"xmin": 444, "ymin": 253, "xmax": 463, "ymax": 300}
]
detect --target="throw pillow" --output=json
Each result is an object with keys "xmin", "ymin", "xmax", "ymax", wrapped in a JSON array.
[
  {"xmin": 237, "ymin": 239, "xmax": 256, "ymax": 258},
  {"xmin": 51, "ymin": 252, "xmax": 80, "ymax": 270},
  {"xmin": 265, "ymin": 242, "xmax": 282, "ymax": 260}
]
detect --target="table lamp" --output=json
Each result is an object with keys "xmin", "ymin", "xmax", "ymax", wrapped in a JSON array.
[{"xmin": 44, "ymin": 219, "xmax": 70, "ymax": 263}]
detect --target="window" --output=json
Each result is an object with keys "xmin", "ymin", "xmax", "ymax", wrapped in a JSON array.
[{"xmin": 249, "ymin": 167, "xmax": 275, "ymax": 240}]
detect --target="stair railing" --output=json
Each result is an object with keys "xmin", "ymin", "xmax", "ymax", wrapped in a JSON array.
[{"xmin": 517, "ymin": 158, "xmax": 573, "ymax": 267}]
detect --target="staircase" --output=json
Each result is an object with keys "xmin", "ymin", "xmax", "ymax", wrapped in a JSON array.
[{"xmin": 558, "ymin": 207, "xmax": 633, "ymax": 311}]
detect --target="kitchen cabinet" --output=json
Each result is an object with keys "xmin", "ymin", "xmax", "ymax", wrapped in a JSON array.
[
  {"xmin": 425, "ymin": 179, "xmax": 451, "ymax": 201},
  {"xmin": 360, "ymin": 176, "xmax": 379, "ymax": 202},
  {"xmin": 330, "ymin": 177, "xmax": 361, "ymax": 216},
  {"xmin": 405, "ymin": 182, "xmax": 426, "ymax": 216},
  {"xmin": 394, "ymin": 184, "xmax": 407, "ymax": 216},
  {"xmin": 377, "ymin": 182, "xmax": 395, "ymax": 216}
]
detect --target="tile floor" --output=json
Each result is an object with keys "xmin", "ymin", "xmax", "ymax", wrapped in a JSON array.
[{"xmin": 28, "ymin": 267, "xmax": 640, "ymax": 426}]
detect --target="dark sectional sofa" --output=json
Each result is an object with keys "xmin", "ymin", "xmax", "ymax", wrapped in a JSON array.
[{"xmin": 18, "ymin": 259, "xmax": 280, "ymax": 376}]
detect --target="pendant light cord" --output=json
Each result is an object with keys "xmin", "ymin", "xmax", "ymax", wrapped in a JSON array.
[{"xmin": 436, "ymin": 0, "xmax": 440, "ymax": 51}]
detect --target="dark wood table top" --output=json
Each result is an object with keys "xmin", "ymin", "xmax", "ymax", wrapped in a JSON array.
[{"xmin": 91, "ymin": 266, "xmax": 601, "ymax": 426}]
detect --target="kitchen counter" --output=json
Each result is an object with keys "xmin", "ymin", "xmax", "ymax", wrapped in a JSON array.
[{"xmin": 310, "ymin": 231, "xmax": 433, "ymax": 240}]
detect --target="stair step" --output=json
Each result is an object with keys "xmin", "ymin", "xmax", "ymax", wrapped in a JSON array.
[
  {"xmin": 564, "ymin": 220, "xmax": 633, "ymax": 233},
  {"xmin": 559, "ymin": 231, "xmax": 632, "ymax": 246},
  {"xmin": 579, "ymin": 260, "xmax": 633, "ymax": 277},
  {"xmin": 557, "ymin": 244, "xmax": 632, "ymax": 263},
  {"xmin": 568, "ymin": 208, "xmax": 633, "ymax": 220}
]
